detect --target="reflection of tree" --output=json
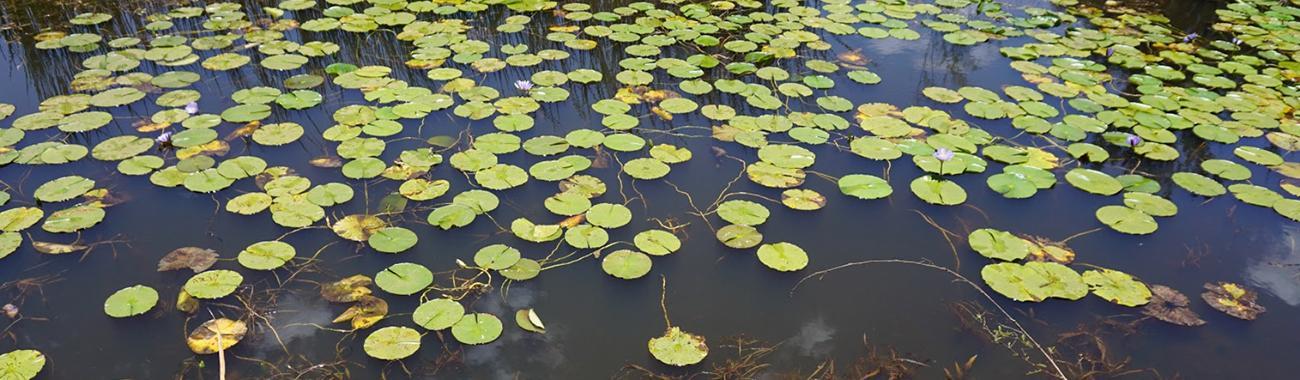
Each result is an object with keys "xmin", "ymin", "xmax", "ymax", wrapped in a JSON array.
[
  {"xmin": 1077, "ymin": 0, "xmax": 1223, "ymax": 31},
  {"xmin": 915, "ymin": 25, "xmax": 973, "ymax": 105},
  {"xmin": 0, "ymin": 0, "xmax": 187, "ymax": 99}
]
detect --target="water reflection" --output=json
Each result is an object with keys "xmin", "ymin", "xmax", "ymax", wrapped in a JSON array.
[{"xmin": 1247, "ymin": 224, "xmax": 1300, "ymax": 306}]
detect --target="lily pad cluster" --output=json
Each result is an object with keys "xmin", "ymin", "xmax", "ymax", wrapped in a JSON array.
[
  {"xmin": 0, "ymin": 0, "xmax": 1294, "ymax": 373},
  {"xmin": 971, "ymin": 228, "xmax": 1150, "ymax": 306}
]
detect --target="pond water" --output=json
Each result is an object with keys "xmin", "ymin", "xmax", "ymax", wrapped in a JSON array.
[{"xmin": 0, "ymin": 0, "xmax": 1297, "ymax": 378}]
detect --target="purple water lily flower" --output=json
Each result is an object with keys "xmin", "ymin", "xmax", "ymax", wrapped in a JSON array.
[
  {"xmin": 1232, "ymin": 37, "xmax": 1243, "ymax": 45},
  {"xmin": 157, "ymin": 131, "xmax": 173, "ymax": 144},
  {"xmin": 1126, "ymin": 133, "xmax": 1142, "ymax": 147},
  {"xmin": 184, "ymin": 102, "xmax": 199, "ymax": 114},
  {"xmin": 1182, "ymin": 32, "xmax": 1199, "ymax": 43},
  {"xmin": 933, "ymin": 148, "xmax": 955, "ymax": 162},
  {"xmin": 514, "ymin": 80, "xmax": 533, "ymax": 92},
  {"xmin": 1105, "ymin": 47, "xmax": 1114, "ymax": 57}
]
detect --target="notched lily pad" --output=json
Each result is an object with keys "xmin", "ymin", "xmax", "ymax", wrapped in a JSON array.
[
  {"xmin": 1142, "ymin": 285, "xmax": 1205, "ymax": 326},
  {"xmin": 1201, "ymin": 282, "xmax": 1265, "ymax": 320},
  {"xmin": 648, "ymin": 327, "xmax": 708, "ymax": 366},
  {"xmin": 157, "ymin": 247, "xmax": 218, "ymax": 272}
]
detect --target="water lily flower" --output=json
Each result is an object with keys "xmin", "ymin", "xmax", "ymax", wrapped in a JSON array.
[
  {"xmin": 184, "ymin": 102, "xmax": 199, "ymax": 114},
  {"xmin": 1105, "ymin": 47, "xmax": 1114, "ymax": 57},
  {"xmin": 1182, "ymin": 32, "xmax": 1199, "ymax": 43},
  {"xmin": 514, "ymin": 80, "xmax": 533, "ymax": 92},
  {"xmin": 157, "ymin": 131, "xmax": 173, "ymax": 144},
  {"xmin": 933, "ymin": 148, "xmax": 955, "ymax": 162},
  {"xmin": 1232, "ymin": 37, "xmax": 1242, "ymax": 45},
  {"xmin": 1126, "ymin": 133, "xmax": 1142, "ymax": 147}
]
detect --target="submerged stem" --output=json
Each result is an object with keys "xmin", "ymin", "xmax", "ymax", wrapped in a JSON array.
[{"xmin": 790, "ymin": 259, "xmax": 1066, "ymax": 380}]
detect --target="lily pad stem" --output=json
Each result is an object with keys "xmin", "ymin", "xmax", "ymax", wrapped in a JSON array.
[{"xmin": 790, "ymin": 259, "xmax": 1066, "ymax": 380}]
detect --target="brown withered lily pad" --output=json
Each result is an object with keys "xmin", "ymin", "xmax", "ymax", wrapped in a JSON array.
[
  {"xmin": 309, "ymin": 155, "xmax": 343, "ymax": 168},
  {"xmin": 1201, "ymin": 282, "xmax": 1265, "ymax": 320},
  {"xmin": 1142, "ymin": 285, "xmax": 1205, "ymax": 326},
  {"xmin": 31, "ymin": 241, "xmax": 88, "ymax": 255},
  {"xmin": 321, "ymin": 275, "xmax": 373, "ymax": 303},
  {"xmin": 186, "ymin": 318, "xmax": 247, "ymax": 354},
  {"xmin": 157, "ymin": 247, "xmax": 219, "ymax": 272},
  {"xmin": 332, "ymin": 295, "xmax": 388, "ymax": 330}
]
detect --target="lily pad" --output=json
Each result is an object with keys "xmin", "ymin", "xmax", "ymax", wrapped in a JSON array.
[
  {"xmin": 368, "ymin": 227, "xmax": 418, "ymax": 253},
  {"xmin": 756, "ymin": 242, "xmax": 809, "ymax": 271},
  {"xmin": 968, "ymin": 229, "xmax": 1029, "ymax": 261},
  {"xmin": 183, "ymin": 270, "xmax": 243, "ymax": 299},
  {"xmin": 413, "ymin": 298, "xmax": 465, "ymax": 331},
  {"xmin": 602, "ymin": 250, "xmax": 652, "ymax": 279},
  {"xmin": 648, "ymin": 327, "xmax": 708, "ymax": 366},
  {"xmin": 237, "ymin": 241, "xmax": 295, "ymax": 270},
  {"xmin": 104, "ymin": 285, "xmax": 159, "ymax": 318},
  {"xmin": 186, "ymin": 318, "xmax": 247, "ymax": 354},
  {"xmin": 375, "ymin": 262, "xmax": 433, "ymax": 295},
  {"xmin": 1082, "ymin": 269, "xmax": 1151, "ymax": 307},
  {"xmin": 363, "ymin": 326, "xmax": 421, "ymax": 360},
  {"xmin": 0, "ymin": 350, "xmax": 44, "ymax": 380},
  {"xmin": 451, "ymin": 313, "xmax": 503, "ymax": 345},
  {"xmin": 1201, "ymin": 282, "xmax": 1265, "ymax": 320}
]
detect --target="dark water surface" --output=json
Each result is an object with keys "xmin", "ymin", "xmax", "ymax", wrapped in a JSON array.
[{"xmin": 0, "ymin": 0, "xmax": 1296, "ymax": 379}]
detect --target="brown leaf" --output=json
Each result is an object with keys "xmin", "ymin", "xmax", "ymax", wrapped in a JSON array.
[
  {"xmin": 309, "ymin": 156, "xmax": 343, "ymax": 168},
  {"xmin": 32, "ymin": 241, "xmax": 89, "ymax": 255},
  {"xmin": 224, "ymin": 121, "xmax": 261, "ymax": 141},
  {"xmin": 157, "ymin": 247, "xmax": 219, "ymax": 272},
  {"xmin": 558, "ymin": 214, "xmax": 586, "ymax": 229},
  {"xmin": 1025, "ymin": 239, "xmax": 1075, "ymax": 264},
  {"xmin": 332, "ymin": 295, "xmax": 387, "ymax": 330},
  {"xmin": 186, "ymin": 318, "xmax": 247, "ymax": 354},
  {"xmin": 176, "ymin": 290, "xmax": 198, "ymax": 314},
  {"xmin": 320, "ymin": 275, "xmax": 373, "ymax": 303},
  {"xmin": 1201, "ymin": 282, "xmax": 1266, "ymax": 320},
  {"xmin": 255, "ymin": 167, "xmax": 296, "ymax": 190},
  {"xmin": 650, "ymin": 106, "xmax": 673, "ymax": 121},
  {"xmin": 590, "ymin": 148, "xmax": 610, "ymax": 169},
  {"xmin": 1141, "ymin": 285, "xmax": 1205, "ymax": 326}
]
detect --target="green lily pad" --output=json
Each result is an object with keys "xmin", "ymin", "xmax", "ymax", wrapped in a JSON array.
[
  {"xmin": 716, "ymin": 200, "xmax": 769, "ymax": 226},
  {"xmin": 183, "ymin": 270, "xmax": 243, "ymax": 299},
  {"xmin": 34, "ymin": 175, "xmax": 95, "ymax": 202},
  {"xmin": 837, "ymin": 174, "xmax": 892, "ymax": 200},
  {"xmin": 1083, "ymin": 269, "xmax": 1151, "ymax": 307},
  {"xmin": 368, "ymin": 227, "xmax": 418, "ymax": 253},
  {"xmin": 587, "ymin": 203, "xmax": 632, "ymax": 228},
  {"xmin": 1172, "ymin": 172, "xmax": 1226, "ymax": 197},
  {"xmin": 363, "ymin": 326, "xmax": 421, "ymax": 360},
  {"xmin": 634, "ymin": 230, "xmax": 680, "ymax": 256},
  {"xmin": 42, "ymin": 204, "xmax": 105, "ymax": 233},
  {"xmin": 648, "ymin": 327, "xmax": 708, "ymax": 366},
  {"xmin": 451, "ymin": 313, "xmax": 503, "ymax": 345},
  {"xmin": 237, "ymin": 241, "xmax": 295, "ymax": 270},
  {"xmin": 474, "ymin": 244, "xmax": 522, "ymax": 270},
  {"xmin": 375, "ymin": 262, "xmax": 433, "ymax": 295},
  {"xmin": 0, "ymin": 350, "xmax": 45, "ymax": 380},
  {"xmin": 1096, "ymin": 205, "xmax": 1158, "ymax": 235},
  {"xmin": 968, "ymin": 228, "xmax": 1029, "ymax": 261},
  {"xmin": 756, "ymin": 242, "xmax": 809, "ymax": 272},
  {"xmin": 910, "ymin": 176, "xmax": 966, "ymax": 205},
  {"xmin": 413, "ymin": 298, "xmax": 465, "ymax": 331},
  {"xmin": 982, "ymin": 262, "xmax": 1048, "ymax": 302},
  {"xmin": 104, "ymin": 285, "xmax": 159, "ymax": 318},
  {"xmin": 1065, "ymin": 168, "xmax": 1122, "ymax": 196},
  {"xmin": 602, "ymin": 249, "xmax": 652, "ymax": 279}
]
